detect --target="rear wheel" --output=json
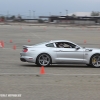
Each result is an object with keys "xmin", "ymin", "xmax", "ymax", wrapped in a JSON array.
[
  {"xmin": 90, "ymin": 54, "xmax": 100, "ymax": 68},
  {"xmin": 36, "ymin": 53, "xmax": 51, "ymax": 66}
]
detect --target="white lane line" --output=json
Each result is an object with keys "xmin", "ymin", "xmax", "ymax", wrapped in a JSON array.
[
  {"xmin": 47, "ymin": 73, "xmax": 100, "ymax": 76},
  {"xmin": 28, "ymin": 31, "xmax": 42, "ymax": 39},
  {"xmin": 0, "ymin": 73, "xmax": 39, "ymax": 75},
  {"xmin": 46, "ymin": 73, "xmax": 100, "ymax": 76},
  {"xmin": 0, "ymin": 83, "xmax": 74, "ymax": 86},
  {"xmin": 29, "ymin": 32, "xmax": 47, "ymax": 40},
  {"xmin": 9, "ymin": 84, "xmax": 74, "ymax": 86},
  {"xmin": 33, "ymin": 34, "xmax": 41, "ymax": 39},
  {"xmin": 0, "ymin": 73, "xmax": 100, "ymax": 76}
]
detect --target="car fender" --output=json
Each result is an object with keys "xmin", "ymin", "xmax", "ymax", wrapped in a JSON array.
[{"xmin": 32, "ymin": 47, "xmax": 57, "ymax": 63}]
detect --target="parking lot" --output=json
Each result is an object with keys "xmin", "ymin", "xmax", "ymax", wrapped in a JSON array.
[{"xmin": 0, "ymin": 24, "xmax": 100, "ymax": 100}]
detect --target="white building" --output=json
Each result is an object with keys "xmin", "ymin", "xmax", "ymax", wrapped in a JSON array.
[{"xmin": 68, "ymin": 12, "xmax": 91, "ymax": 17}]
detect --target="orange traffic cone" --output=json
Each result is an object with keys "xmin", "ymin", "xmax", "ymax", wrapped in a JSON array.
[
  {"xmin": 13, "ymin": 45, "xmax": 16, "ymax": 50},
  {"xmin": 0, "ymin": 42, "xmax": 2, "ymax": 47},
  {"xmin": 84, "ymin": 40, "xmax": 87, "ymax": 44},
  {"xmin": 98, "ymin": 28, "xmax": 100, "ymax": 31},
  {"xmin": 40, "ymin": 66, "xmax": 45, "ymax": 74},
  {"xmin": 1, "ymin": 41, "xmax": 4, "ymax": 48},
  {"xmin": 28, "ymin": 39, "xmax": 30, "ymax": 42},
  {"xmin": 44, "ymin": 27, "xmax": 46, "ymax": 30},
  {"xmin": 20, "ymin": 26, "xmax": 22, "ymax": 30},
  {"xmin": 10, "ymin": 40, "xmax": 12, "ymax": 43}
]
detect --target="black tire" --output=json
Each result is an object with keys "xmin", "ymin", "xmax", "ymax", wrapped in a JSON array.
[
  {"xmin": 90, "ymin": 54, "xmax": 100, "ymax": 68},
  {"xmin": 36, "ymin": 53, "xmax": 51, "ymax": 67}
]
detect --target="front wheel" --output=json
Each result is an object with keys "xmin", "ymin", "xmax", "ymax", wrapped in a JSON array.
[
  {"xmin": 36, "ymin": 53, "xmax": 51, "ymax": 66},
  {"xmin": 90, "ymin": 54, "xmax": 100, "ymax": 68}
]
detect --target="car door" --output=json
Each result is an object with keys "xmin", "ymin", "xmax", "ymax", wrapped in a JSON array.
[{"xmin": 55, "ymin": 42, "xmax": 84, "ymax": 63}]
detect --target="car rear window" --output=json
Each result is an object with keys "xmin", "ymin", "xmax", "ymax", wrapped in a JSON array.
[{"xmin": 46, "ymin": 43, "xmax": 54, "ymax": 47}]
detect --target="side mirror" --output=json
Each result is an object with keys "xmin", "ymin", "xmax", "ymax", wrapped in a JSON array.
[{"xmin": 75, "ymin": 46, "xmax": 80, "ymax": 50}]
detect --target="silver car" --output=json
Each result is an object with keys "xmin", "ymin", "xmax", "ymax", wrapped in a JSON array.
[{"xmin": 20, "ymin": 40, "xmax": 100, "ymax": 67}]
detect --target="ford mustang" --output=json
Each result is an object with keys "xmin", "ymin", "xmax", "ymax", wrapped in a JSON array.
[{"xmin": 20, "ymin": 40, "xmax": 100, "ymax": 67}]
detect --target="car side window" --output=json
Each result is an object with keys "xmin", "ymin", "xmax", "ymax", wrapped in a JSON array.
[
  {"xmin": 55, "ymin": 42, "xmax": 76, "ymax": 48},
  {"xmin": 66, "ymin": 42, "xmax": 76, "ymax": 48},
  {"xmin": 55, "ymin": 42, "xmax": 64, "ymax": 48},
  {"xmin": 46, "ymin": 43, "xmax": 54, "ymax": 47}
]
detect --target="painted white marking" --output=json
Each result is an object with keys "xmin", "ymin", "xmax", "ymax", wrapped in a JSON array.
[
  {"xmin": 0, "ymin": 73, "xmax": 100, "ymax": 76},
  {"xmin": 28, "ymin": 32, "xmax": 42, "ymax": 39},
  {"xmin": 10, "ymin": 84, "xmax": 74, "ymax": 86},
  {"xmin": 33, "ymin": 34, "xmax": 41, "ymax": 39}
]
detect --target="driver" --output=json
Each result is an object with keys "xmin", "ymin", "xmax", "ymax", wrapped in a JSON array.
[{"xmin": 58, "ymin": 43, "xmax": 64, "ymax": 48}]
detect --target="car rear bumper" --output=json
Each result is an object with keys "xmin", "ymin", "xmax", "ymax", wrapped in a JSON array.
[
  {"xmin": 20, "ymin": 58, "xmax": 27, "ymax": 62},
  {"xmin": 20, "ymin": 56, "xmax": 35, "ymax": 63}
]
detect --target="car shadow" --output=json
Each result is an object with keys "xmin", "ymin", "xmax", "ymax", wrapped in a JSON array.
[
  {"xmin": 20, "ymin": 64, "xmax": 93, "ymax": 68},
  {"xmin": 20, "ymin": 64, "xmax": 40, "ymax": 67}
]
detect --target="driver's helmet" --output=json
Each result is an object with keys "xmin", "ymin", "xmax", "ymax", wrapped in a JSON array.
[{"xmin": 59, "ymin": 43, "xmax": 64, "ymax": 48}]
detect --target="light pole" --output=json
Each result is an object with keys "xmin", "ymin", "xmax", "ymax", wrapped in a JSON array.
[
  {"xmin": 33, "ymin": 11, "xmax": 35, "ymax": 19},
  {"xmin": 66, "ymin": 10, "xmax": 68, "ymax": 23},
  {"xmin": 59, "ymin": 12, "xmax": 62, "ymax": 16},
  {"xmin": 66, "ymin": 10, "xmax": 68, "ymax": 16},
  {"xmin": 7, "ymin": 11, "xmax": 9, "ymax": 18},
  {"xmin": 49, "ymin": 12, "xmax": 51, "ymax": 16},
  {"xmin": 29, "ymin": 10, "xmax": 31, "ymax": 19}
]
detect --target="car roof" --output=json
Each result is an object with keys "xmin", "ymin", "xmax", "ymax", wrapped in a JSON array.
[
  {"xmin": 35, "ymin": 40, "xmax": 71, "ymax": 45},
  {"xmin": 33, "ymin": 40, "xmax": 77, "ymax": 47},
  {"xmin": 32, "ymin": 40, "xmax": 82, "ymax": 48},
  {"xmin": 48, "ymin": 40, "xmax": 72, "ymax": 43}
]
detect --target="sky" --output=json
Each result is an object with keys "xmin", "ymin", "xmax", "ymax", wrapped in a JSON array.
[{"xmin": 0, "ymin": 0, "xmax": 100, "ymax": 18}]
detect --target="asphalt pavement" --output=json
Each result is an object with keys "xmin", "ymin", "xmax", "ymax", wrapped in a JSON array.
[{"xmin": 0, "ymin": 24, "xmax": 100, "ymax": 100}]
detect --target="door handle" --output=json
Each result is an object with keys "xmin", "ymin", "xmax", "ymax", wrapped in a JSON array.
[{"xmin": 55, "ymin": 50, "xmax": 62, "ymax": 52}]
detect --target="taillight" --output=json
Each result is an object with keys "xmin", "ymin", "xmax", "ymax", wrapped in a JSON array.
[{"xmin": 23, "ymin": 48, "xmax": 28, "ymax": 52}]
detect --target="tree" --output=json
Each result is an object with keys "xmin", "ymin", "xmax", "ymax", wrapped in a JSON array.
[
  {"xmin": 0, "ymin": 16, "xmax": 5, "ymax": 21},
  {"xmin": 38, "ymin": 19, "xmax": 44, "ymax": 23},
  {"xmin": 16, "ymin": 15, "xmax": 23, "ymax": 21},
  {"xmin": 17, "ymin": 15, "xmax": 22, "ymax": 20},
  {"xmin": 72, "ymin": 14, "xmax": 76, "ymax": 17},
  {"xmin": 91, "ymin": 11, "xmax": 100, "ymax": 16},
  {"xmin": 10, "ymin": 15, "xmax": 16, "ymax": 20},
  {"xmin": 0, "ymin": 16, "xmax": 5, "ymax": 19}
]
